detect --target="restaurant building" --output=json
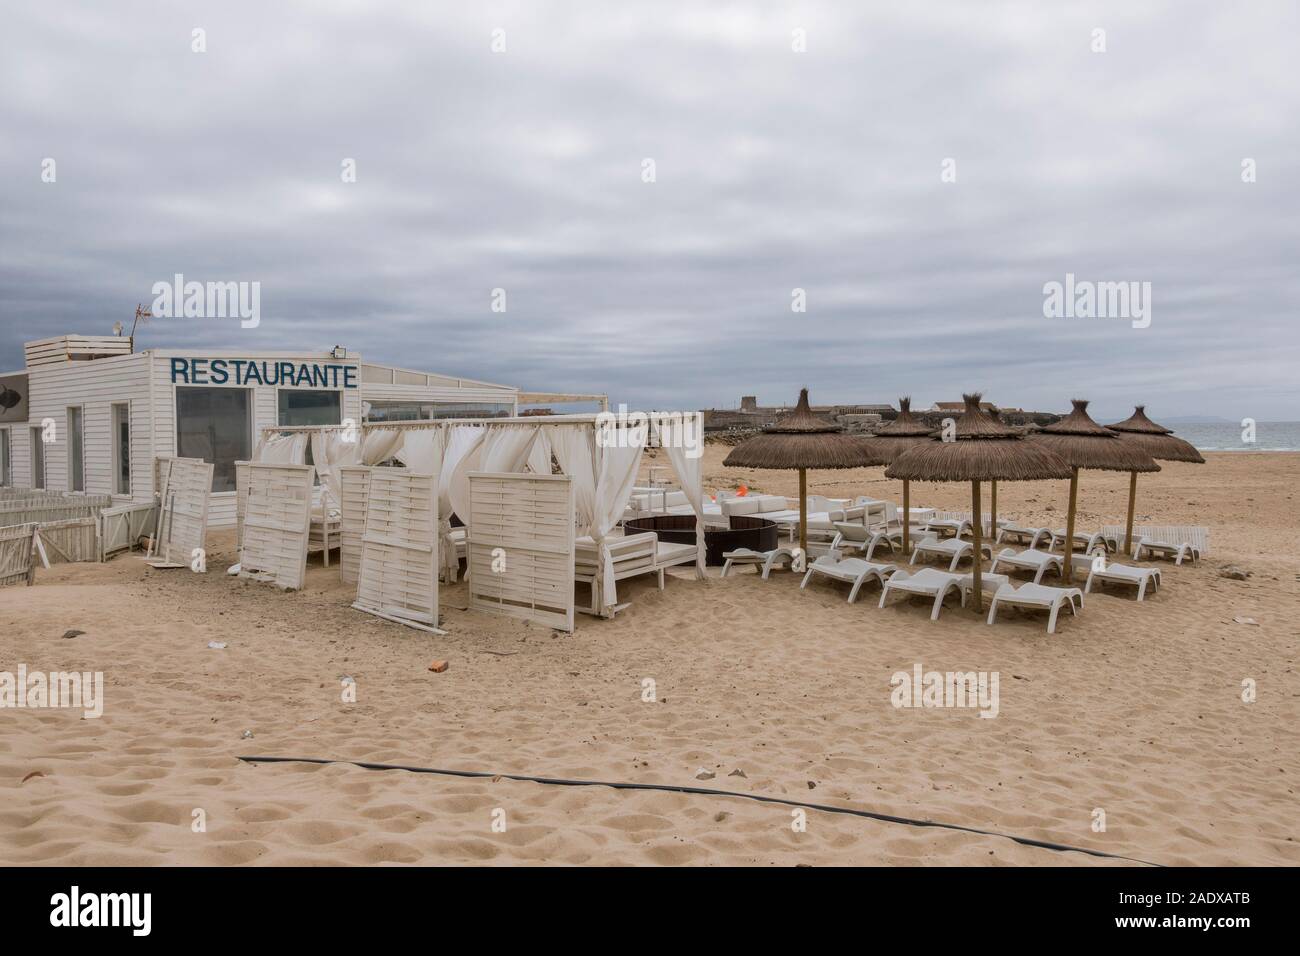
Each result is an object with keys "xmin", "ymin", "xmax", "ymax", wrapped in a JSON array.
[{"xmin": 0, "ymin": 334, "xmax": 520, "ymax": 526}]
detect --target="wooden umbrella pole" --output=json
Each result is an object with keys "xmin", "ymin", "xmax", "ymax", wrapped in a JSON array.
[
  {"xmin": 1063, "ymin": 467, "xmax": 1079, "ymax": 583},
  {"xmin": 971, "ymin": 480, "xmax": 983, "ymax": 613},
  {"xmin": 1124, "ymin": 470, "xmax": 1137, "ymax": 558},
  {"xmin": 902, "ymin": 479, "xmax": 910, "ymax": 556},
  {"xmin": 798, "ymin": 468, "xmax": 808, "ymax": 560},
  {"xmin": 990, "ymin": 479, "xmax": 998, "ymax": 540}
]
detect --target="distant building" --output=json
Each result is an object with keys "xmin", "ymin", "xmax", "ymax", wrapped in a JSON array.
[{"xmin": 702, "ymin": 397, "xmax": 899, "ymax": 433}]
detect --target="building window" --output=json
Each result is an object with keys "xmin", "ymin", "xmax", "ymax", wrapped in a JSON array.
[
  {"xmin": 112, "ymin": 403, "xmax": 131, "ymax": 495},
  {"xmin": 67, "ymin": 407, "xmax": 85, "ymax": 492},
  {"xmin": 0, "ymin": 429, "xmax": 10, "ymax": 486},
  {"xmin": 278, "ymin": 389, "xmax": 342, "ymax": 427},
  {"xmin": 364, "ymin": 400, "xmax": 513, "ymax": 422},
  {"xmin": 30, "ymin": 426, "xmax": 44, "ymax": 489},
  {"xmin": 176, "ymin": 387, "xmax": 251, "ymax": 493}
]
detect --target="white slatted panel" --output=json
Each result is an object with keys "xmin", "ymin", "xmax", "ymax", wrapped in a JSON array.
[
  {"xmin": 150, "ymin": 457, "xmax": 212, "ymax": 567},
  {"xmin": 1103, "ymin": 524, "xmax": 1209, "ymax": 555},
  {"xmin": 0, "ymin": 524, "xmax": 35, "ymax": 587},
  {"xmin": 234, "ymin": 460, "xmax": 250, "ymax": 555},
  {"xmin": 240, "ymin": 464, "xmax": 314, "ymax": 590},
  {"xmin": 339, "ymin": 465, "xmax": 371, "ymax": 585},
  {"xmin": 468, "ymin": 472, "xmax": 575, "ymax": 633},
  {"xmin": 353, "ymin": 468, "xmax": 439, "ymax": 629}
]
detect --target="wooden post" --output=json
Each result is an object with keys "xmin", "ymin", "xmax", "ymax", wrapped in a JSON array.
[
  {"xmin": 1063, "ymin": 467, "xmax": 1079, "ymax": 583},
  {"xmin": 902, "ymin": 479, "xmax": 910, "ymax": 556},
  {"xmin": 798, "ymin": 468, "xmax": 808, "ymax": 559},
  {"xmin": 970, "ymin": 480, "xmax": 983, "ymax": 612},
  {"xmin": 989, "ymin": 479, "xmax": 998, "ymax": 540},
  {"xmin": 1124, "ymin": 470, "xmax": 1137, "ymax": 557}
]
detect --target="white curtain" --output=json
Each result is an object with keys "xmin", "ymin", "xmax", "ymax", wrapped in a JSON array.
[
  {"xmin": 395, "ymin": 427, "xmax": 443, "ymax": 475},
  {"xmin": 550, "ymin": 424, "xmax": 645, "ymax": 614},
  {"xmin": 481, "ymin": 424, "xmax": 543, "ymax": 473},
  {"xmin": 439, "ymin": 425, "xmax": 485, "ymax": 580},
  {"xmin": 254, "ymin": 433, "xmax": 307, "ymax": 465},
  {"xmin": 361, "ymin": 429, "xmax": 404, "ymax": 465},
  {"xmin": 654, "ymin": 418, "xmax": 706, "ymax": 578},
  {"xmin": 526, "ymin": 429, "xmax": 553, "ymax": 475},
  {"xmin": 309, "ymin": 430, "xmax": 352, "ymax": 514},
  {"xmin": 444, "ymin": 427, "xmax": 487, "ymax": 529}
]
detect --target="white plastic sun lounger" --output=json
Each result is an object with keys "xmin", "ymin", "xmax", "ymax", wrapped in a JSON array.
[
  {"xmin": 988, "ymin": 547, "xmax": 1064, "ymax": 584},
  {"xmin": 986, "ymin": 582, "xmax": 1083, "ymax": 634},
  {"xmin": 800, "ymin": 555, "xmax": 897, "ymax": 603},
  {"xmin": 922, "ymin": 517, "xmax": 972, "ymax": 539},
  {"xmin": 1070, "ymin": 554, "xmax": 1163, "ymax": 600},
  {"xmin": 720, "ymin": 547, "xmax": 798, "ymax": 579},
  {"xmin": 878, "ymin": 568, "xmax": 964, "ymax": 621},
  {"xmin": 995, "ymin": 523, "xmax": 1052, "ymax": 550},
  {"xmin": 1132, "ymin": 536, "xmax": 1200, "ymax": 565},
  {"xmin": 829, "ymin": 521, "xmax": 902, "ymax": 561},
  {"xmin": 1048, "ymin": 528, "xmax": 1114, "ymax": 554},
  {"xmin": 909, "ymin": 536, "xmax": 974, "ymax": 572}
]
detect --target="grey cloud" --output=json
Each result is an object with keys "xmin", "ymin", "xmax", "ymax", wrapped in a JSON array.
[{"xmin": 1, "ymin": 0, "xmax": 1297, "ymax": 418}]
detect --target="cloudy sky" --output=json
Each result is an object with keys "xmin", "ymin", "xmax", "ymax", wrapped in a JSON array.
[{"xmin": 2, "ymin": 1, "xmax": 1297, "ymax": 419}]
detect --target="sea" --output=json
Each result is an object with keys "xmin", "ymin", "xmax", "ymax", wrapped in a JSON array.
[{"xmin": 1172, "ymin": 422, "xmax": 1300, "ymax": 452}]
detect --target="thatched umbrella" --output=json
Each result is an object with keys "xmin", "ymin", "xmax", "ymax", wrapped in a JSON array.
[
  {"xmin": 1028, "ymin": 400, "xmax": 1159, "ymax": 582},
  {"xmin": 1106, "ymin": 406, "xmax": 1205, "ymax": 555},
  {"xmin": 886, "ymin": 394, "xmax": 1071, "ymax": 612},
  {"xmin": 724, "ymin": 388, "xmax": 887, "ymax": 557},
  {"xmin": 863, "ymin": 397, "xmax": 933, "ymax": 554}
]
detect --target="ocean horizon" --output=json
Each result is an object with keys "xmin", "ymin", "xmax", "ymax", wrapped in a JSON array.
[{"xmin": 1173, "ymin": 421, "xmax": 1300, "ymax": 452}]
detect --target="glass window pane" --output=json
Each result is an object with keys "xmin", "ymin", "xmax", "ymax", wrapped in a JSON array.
[
  {"xmin": 364, "ymin": 400, "xmax": 513, "ymax": 422},
  {"xmin": 31, "ymin": 427, "xmax": 44, "ymax": 489},
  {"xmin": 113, "ymin": 404, "xmax": 131, "ymax": 495},
  {"xmin": 68, "ymin": 407, "xmax": 84, "ymax": 492},
  {"xmin": 0, "ymin": 430, "xmax": 10, "ymax": 486},
  {"xmin": 278, "ymin": 390, "xmax": 342, "ymax": 427},
  {"xmin": 176, "ymin": 387, "xmax": 251, "ymax": 493}
]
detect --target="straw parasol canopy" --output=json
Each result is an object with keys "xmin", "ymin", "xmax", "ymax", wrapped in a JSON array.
[
  {"xmin": 864, "ymin": 397, "xmax": 938, "ymax": 553},
  {"xmin": 1107, "ymin": 406, "xmax": 1206, "ymax": 463},
  {"xmin": 887, "ymin": 394, "xmax": 1071, "ymax": 612},
  {"xmin": 1027, "ymin": 399, "xmax": 1159, "ymax": 581},
  {"xmin": 724, "ymin": 388, "xmax": 886, "ymax": 555},
  {"xmin": 1106, "ymin": 406, "xmax": 1205, "ymax": 554}
]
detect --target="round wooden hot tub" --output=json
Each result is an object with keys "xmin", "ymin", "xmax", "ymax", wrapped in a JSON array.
[{"xmin": 621, "ymin": 514, "xmax": 779, "ymax": 566}]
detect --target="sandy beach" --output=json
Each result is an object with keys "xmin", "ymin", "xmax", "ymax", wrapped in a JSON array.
[{"xmin": 2, "ymin": 449, "xmax": 1297, "ymax": 866}]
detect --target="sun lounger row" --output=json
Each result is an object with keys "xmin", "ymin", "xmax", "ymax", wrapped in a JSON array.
[
  {"xmin": 783, "ymin": 545, "xmax": 1170, "ymax": 631},
  {"xmin": 793, "ymin": 557, "xmax": 1085, "ymax": 633}
]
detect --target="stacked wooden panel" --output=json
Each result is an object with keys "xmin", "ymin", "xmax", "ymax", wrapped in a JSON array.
[
  {"xmin": 240, "ymin": 464, "xmax": 314, "ymax": 590},
  {"xmin": 147, "ymin": 457, "xmax": 213, "ymax": 568},
  {"xmin": 353, "ymin": 468, "xmax": 439, "ymax": 631},
  {"xmin": 23, "ymin": 334, "xmax": 133, "ymax": 368},
  {"xmin": 468, "ymin": 472, "xmax": 575, "ymax": 633},
  {"xmin": 339, "ymin": 465, "xmax": 371, "ymax": 585}
]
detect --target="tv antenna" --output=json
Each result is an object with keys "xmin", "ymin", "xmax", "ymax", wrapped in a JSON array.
[{"xmin": 124, "ymin": 304, "xmax": 151, "ymax": 350}]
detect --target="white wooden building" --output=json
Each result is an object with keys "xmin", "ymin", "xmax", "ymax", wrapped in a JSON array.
[{"xmin": 0, "ymin": 334, "xmax": 520, "ymax": 527}]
